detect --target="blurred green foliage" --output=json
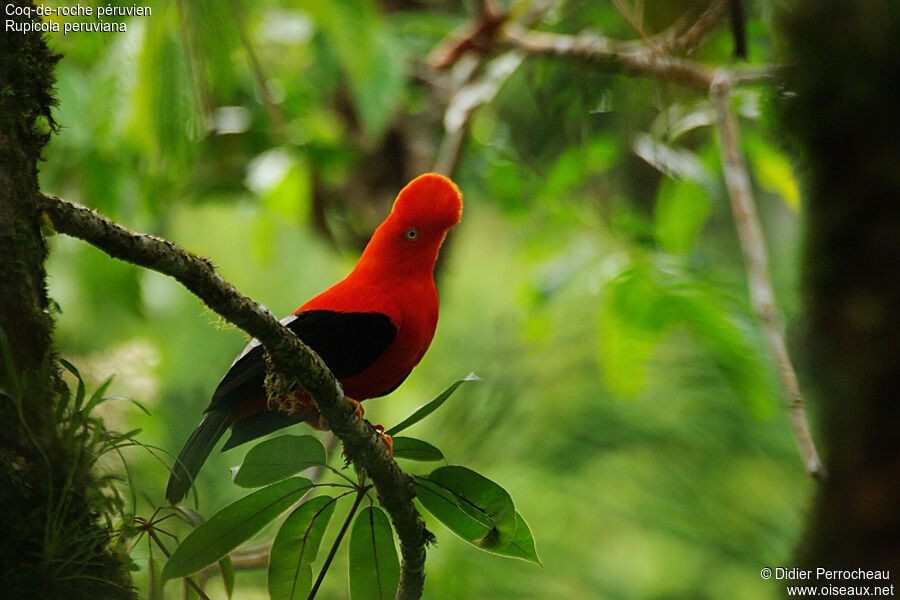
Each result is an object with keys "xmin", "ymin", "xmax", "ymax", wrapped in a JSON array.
[{"xmin": 40, "ymin": 0, "xmax": 812, "ymax": 598}]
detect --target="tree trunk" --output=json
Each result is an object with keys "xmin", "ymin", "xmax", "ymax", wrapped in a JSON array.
[
  {"xmin": 0, "ymin": 4, "xmax": 135, "ymax": 597},
  {"xmin": 781, "ymin": 0, "xmax": 900, "ymax": 573}
]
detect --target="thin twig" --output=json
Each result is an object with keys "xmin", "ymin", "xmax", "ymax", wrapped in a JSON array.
[
  {"xmin": 609, "ymin": 0, "xmax": 656, "ymax": 50},
  {"xmin": 428, "ymin": 0, "xmax": 506, "ymax": 70},
  {"xmin": 146, "ymin": 527, "xmax": 211, "ymax": 600},
  {"xmin": 709, "ymin": 74, "xmax": 825, "ymax": 480},
  {"xmin": 653, "ymin": 0, "xmax": 728, "ymax": 55},
  {"xmin": 308, "ymin": 487, "xmax": 369, "ymax": 600},
  {"xmin": 434, "ymin": 51, "xmax": 523, "ymax": 176},
  {"xmin": 231, "ymin": 0, "xmax": 287, "ymax": 140},
  {"xmin": 503, "ymin": 22, "xmax": 715, "ymax": 89},
  {"xmin": 501, "ymin": 22, "xmax": 773, "ymax": 91},
  {"xmin": 40, "ymin": 195, "xmax": 434, "ymax": 599}
]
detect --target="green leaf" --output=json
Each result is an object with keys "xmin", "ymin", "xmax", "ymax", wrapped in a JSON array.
[
  {"xmin": 59, "ymin": 358, "xmax": 86, "ymax": 411},
  {"xmin": 755, "ymin": 152, "xmax": 801, "ymax": 211},
  {"xmin": 178, "ymin": 1, "xmax": 241, "ymax": 101},
  {"xmin": 416, "ymin": 466, "xmax": 516, "ymax": 549},
  {"xmin": 305, "ymin": 0, "xmax": 406, "ymax": 141},
  {"xmin": 148, "ymin": 551, "xmax": 161, "ymax": 600},
  {"xmin": 172, "ymin": 505, "xmax": 205, "ymax": 528},
  {"xmin": 654, "ymin": 178, "xmax": 711, "ymax": 254},
  {"xmin": 489, "ymin": 512, "xmax": 541, "ymax": 565},
  {"xmin": 417, "ymin": 478, "xmax": 489, "ymax": 542},
  {"xmin": 246, "ymin": 148, "xmax": 311, "ymax": 225},
  {"xmin": 385, "ymin": 373, "xmax": 481, "ymax": 436},
  {"xmin": 80, "ymin": 375, "xmax": 115, "ymax": 417},
  {"xmin": 667, "ymin": 284, "xmax": 776, "ymax": 417},
  {"xmin": 598, "ymin": 259, "xmax": 776, "ymax": 413},
  {"xmin": 268, "ymin": 495, "xmax": 336, "ymax": 600},
  {"xmin": 597, "ymin": 264, "xmax": 673, "ymax": 396},
  {"xmin": 391, "ymin": 437, "xmax": 444, "ymax": 462},
  {"xmin": 536, "ymin": 135, "xmax": 619, "ymax": 205},
  {"xmin": 102, "ymin": 428, "xmax": 143, "ymax": 446},
  {"xmin": 161, "ymin": 477, "xmax": 314, "ymax": 581},
  {"xmin": 349, "ymin": 506, "xmax": 399, "ymax": 600},
  {"xmin": 232, "ymin": 435, "xmax": 327, "ymax": 488},
  {"xmin": 129, "ymin": 4, "xmax": 198, "ymax": 180},
  {"xmin": 633, "ymin": 133, "xmax": 711, "ymax": 184},
  {"xmin": 169, "ymin": 505, "xmax": 236, "ymax": 596},
  {"xmin": 651, "ymin": 100, "xmax": 716, "ymax": 143},
  {"xmin": 746, "ymin": 133, "xmax": 801, "ymax": 212},
  {"xmin": 219, "ymin": 554, "xmax": 235, "ymax": 599},
  {"xmin": 266, "ymin": 159, "xmax": 311, "ymax": 224}
]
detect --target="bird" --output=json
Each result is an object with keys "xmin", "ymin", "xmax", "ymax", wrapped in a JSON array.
[{"xmin": 166, "ymin": 173, "xmax": 463, "ymax": 504}]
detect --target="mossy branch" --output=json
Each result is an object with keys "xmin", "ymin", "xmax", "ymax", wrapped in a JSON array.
[{"xmin": 39, "ymin": 194, "xmax": 432, "ymax": 600}]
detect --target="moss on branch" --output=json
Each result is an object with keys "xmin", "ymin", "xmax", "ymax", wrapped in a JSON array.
[{"xmin": 40, "ymin": 194, "xmax": 433, "ymax": 600}]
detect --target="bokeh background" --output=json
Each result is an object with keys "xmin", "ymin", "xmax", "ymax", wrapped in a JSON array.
[{"xmin": 39, "ymin": 1, "xmax": 814, "ymax": 597}]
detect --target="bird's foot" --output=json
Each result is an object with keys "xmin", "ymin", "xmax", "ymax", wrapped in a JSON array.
[
  {"xmin": 348, "ymin": 397, "xmax": 365, "ymax": 420},
  {"xmin": 374, "ymin": 423, "xmax": 393, "ymax": 457},
  {"xmin": 340, "ymin": 422, "xmax": 393, "ymax": 466},
  {"xmin": 317, "ymin": 396, "xmax": 365, "ymax": 430}
]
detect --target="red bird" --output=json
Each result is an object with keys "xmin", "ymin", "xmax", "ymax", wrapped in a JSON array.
[{"xmin": 166, "ymin": 174, "xmax": 463, "ymax": 504}]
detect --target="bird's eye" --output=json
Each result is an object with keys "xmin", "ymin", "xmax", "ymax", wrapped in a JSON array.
[{"xmin": 405, "ymin": 228, "xmax": 418, "ymax": 240}]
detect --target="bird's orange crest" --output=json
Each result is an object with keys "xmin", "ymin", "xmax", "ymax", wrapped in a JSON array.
[{"xmin": 391, "ymin": 173, "xmax": 463, "ymax": 232}]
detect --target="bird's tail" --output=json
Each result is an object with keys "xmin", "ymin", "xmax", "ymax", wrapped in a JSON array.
[{"xmin": 166, "ymin": 409, "xmax": 232, "ymax": 504}]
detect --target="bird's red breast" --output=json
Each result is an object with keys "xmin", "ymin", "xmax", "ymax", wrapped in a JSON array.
[{"xmin": 296, "ymin": 173, "xmax": 463, "ymax": 400}]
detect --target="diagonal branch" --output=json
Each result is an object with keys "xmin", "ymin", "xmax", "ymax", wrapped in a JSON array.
[
  {"xmin": 499, "ymin": 16, "xmax": 819, "ymax": 481},
  {"xmin": 709, "ymin": 75, "xmax": 825, "ymax": 481},
  {"xmin": 39, "ymin": 194, "xmax": 433, "ymax": 600},
  {"xmin": 501, "ymin": 22, "xmax": 773, "ymax": 91},
  {"xmin": 653, "ymin": 0, "xmax": 728, "ymax": 55},
  {"xmin": 502, "ymin": 22, "xmax": 712, "ymax": 89},
  {"xmin": 433, "ymin": 51, "xmax": 524, "ymax": 176}
]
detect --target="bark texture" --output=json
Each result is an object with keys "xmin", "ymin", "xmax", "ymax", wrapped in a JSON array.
[
  {"xmin": 780, "ymin": 0, "xmax": 900, "ymax": 571},
  {"xmin": 0, "ymin": 4, "xmax": 135, "ymax": 597}
]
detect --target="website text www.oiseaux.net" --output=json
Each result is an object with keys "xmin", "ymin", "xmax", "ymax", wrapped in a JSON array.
[{"xmin": 760, "ymin": 567, "xmax": 894, "ymax": 597}]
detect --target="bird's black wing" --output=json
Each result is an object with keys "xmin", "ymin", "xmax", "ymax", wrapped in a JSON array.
[
  {"xmin": 167, "ymin": 310, "xmax": 397, "ymax": 502},
  {"xmin": 207, "ymin": 310, "xmax": 397, "ymax": 413}
]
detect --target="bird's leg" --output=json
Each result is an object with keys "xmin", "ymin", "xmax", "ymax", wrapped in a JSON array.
[
  {"xmin": 340, "ymin": 424, "xmax": 393, "ymax": 465},
  {"xmin": 347, "ymin": 397, "xmax": 365, "ymax": 420},
  {"xmin": 271, "ymin": 390, "xmax": 329, "ymax": 430},
  {"xmin": 336, "ymin": 398, "xmax": 393, "ymax": 462},
  {"xmin": 373, "ymin": 423, "xmax": 393, "ymax": 457},
  {"xmin": 319, "ymin": 396, "xmax": 365, "ymax": 430}
]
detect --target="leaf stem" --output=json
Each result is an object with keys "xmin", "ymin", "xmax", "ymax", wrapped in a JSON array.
[
  {"xmin": 308, "ymin": 485, "xmax": 370, "ymax": 600},
  {"xmin": 145, "ymin": 527, "xmax": 211, "ymax": 600}
]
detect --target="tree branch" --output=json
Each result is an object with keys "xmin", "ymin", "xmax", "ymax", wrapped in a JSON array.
[
  {"xmin": 653, "ymin": 0, "xmax": 728, "ymax": 55},
  {"xmin": 501, "ymin": 22, "xmax": 772, "ymax": 91},
  {"xmin": 433, "ymin": 51, "xmax": 524, "ymax": 176},
  {"xmin": 39, "ymin": 195, "xmax": 433, "ymax": 599},
  {"xmin": 709, "ymin": 76, "xmax": 825, "ymax": 481},
  {"xmin": 500, "ymin": 15, "xmax": 817, "ymax": 480},
  {"xmin": 502, "ymin": 22, "xmax": 713, "ymax": 89}
]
